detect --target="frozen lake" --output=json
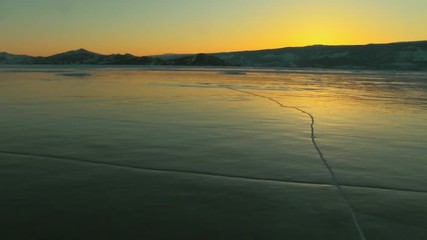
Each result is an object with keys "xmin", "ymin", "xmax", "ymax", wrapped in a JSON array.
[{"xmin": 1, "ymin": 66, "xmax": 427, "ymax": 239}]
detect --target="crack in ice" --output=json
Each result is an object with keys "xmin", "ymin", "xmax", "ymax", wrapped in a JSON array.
[
  {"xmin": 1, "ymin": 150, "xmax": 425, "ymax": 195},
  {"xmin": 0, "ymin": 150, "xmax": 333, "ymax": 187},
  {"xmin": 227, "ymin": 87, "xmax": 367, "ymax": 240}
]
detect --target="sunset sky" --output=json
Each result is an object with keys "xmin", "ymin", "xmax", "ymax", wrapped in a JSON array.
[{"xmin": 1, "ymin": 0, "xmax": 427, "ymax": 56}]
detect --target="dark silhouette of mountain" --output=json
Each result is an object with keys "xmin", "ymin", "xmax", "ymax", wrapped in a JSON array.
[
  {"xmin": 0, "ymin": 52, "xmax": 34, "ymax": 64},
  {"xmin": 34, "ymin": 49, "xmax": 103, "ymax": 64},
  {"xmin": 1, "ymin": 41, "xmax": 427, "ymax": 70},
  {"xmin": 0, "ymin": 49, "xmax": 227, "ymax": 66},
  {"xmin": 30, "ymin": 49, "xmax": 161, "ymax": 65},
  {"xmin": 165, "ymin": 53, "xmax": 230, "ymax": 66},
  {"xmin": 212, "ymin": 41, "xmax": 427, "ymax": 70}
]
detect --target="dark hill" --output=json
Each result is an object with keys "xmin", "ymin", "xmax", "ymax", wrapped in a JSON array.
[
  {"xmin": 1, "ymin": 41, "xmax": 427, "ymax": 70},
  {"xmin": 166, "ymin": 53, "xmax": 231, "ymax": 66},
  {"xmin": 213, "ymin": 41, "xmax": 427, "ymax": 70},
  {"xmin": 36, "ymin": 49, "xmax": 102, "ymax": 64}
]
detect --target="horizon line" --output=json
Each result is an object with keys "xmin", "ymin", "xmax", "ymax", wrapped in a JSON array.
[{"xmin": 2, "ymin": 39, "xmax": 427, "ymax": 57}]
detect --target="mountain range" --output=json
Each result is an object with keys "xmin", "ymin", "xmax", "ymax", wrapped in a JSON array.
[{"xmin": 1, "ymin": 41, "xmax": 427, "ymax": 70}]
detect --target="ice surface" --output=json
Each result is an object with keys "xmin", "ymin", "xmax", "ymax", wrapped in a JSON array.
[{"xmin": 1, "ymin": 65, "xmax": 426, "ymax": 239}]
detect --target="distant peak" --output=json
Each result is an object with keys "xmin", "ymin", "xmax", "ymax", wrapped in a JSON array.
[
  {"xmin": 57, "ymin": 48, "xmax": 95, "ymax": 55},
  {"xmin": 74, "ymin": 48, "xmax": 92, "ymax": 53},
  {"xmin": 46, "ymin": 48, "xmax": 101, "ymax": 58}
]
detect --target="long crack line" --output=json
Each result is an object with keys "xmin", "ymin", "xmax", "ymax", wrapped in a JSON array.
[
  {"xmin": 0, "ymin": 150, "xmax": 331, "ymax": 187},
  {"xmin": 0, "ymin": 150, "xmax": 427, "ymax": 194},
  {"xmin": 228, "ymin": 87, "xmax": 367, "ymax": 240},
  {"xmin": 1, "ymin": 150, "xmax": 425, "ymax": 194}
]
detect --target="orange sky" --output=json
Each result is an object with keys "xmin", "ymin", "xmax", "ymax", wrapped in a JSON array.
[{"xmin": 1, "ymin": 0, "xmax": 426, "ymax": 56}]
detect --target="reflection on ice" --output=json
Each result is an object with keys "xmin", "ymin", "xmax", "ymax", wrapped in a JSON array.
[{"xmin": 1, "ymin": 66, "xmax": 427, "ymax": 239}]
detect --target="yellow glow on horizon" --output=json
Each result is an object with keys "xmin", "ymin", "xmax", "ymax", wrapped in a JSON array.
[{"xmin": 1, "ymin": 0, "xmax": 426, "ymax": 56}]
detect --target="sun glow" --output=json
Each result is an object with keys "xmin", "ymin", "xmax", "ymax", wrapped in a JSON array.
[{"xmin": 1, "ymin": 0, "xmax": 426, "ymax": 56}]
